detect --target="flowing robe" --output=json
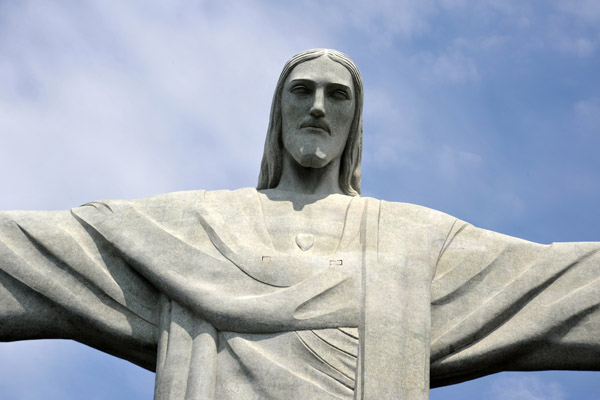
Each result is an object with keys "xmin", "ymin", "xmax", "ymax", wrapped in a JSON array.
[{"xmin": 1, "ymin": 188, "xmax": 599, "ymax": 399}]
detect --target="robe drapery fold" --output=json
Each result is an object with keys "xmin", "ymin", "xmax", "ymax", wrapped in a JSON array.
[{"xmin": 1, "ymin": 188, "xmax": 599, "ymax": 399}]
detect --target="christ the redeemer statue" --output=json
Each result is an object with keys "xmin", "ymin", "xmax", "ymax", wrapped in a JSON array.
[{"xmin": 1, "ymin": 49, "xmax": 599, "ymax": 400}]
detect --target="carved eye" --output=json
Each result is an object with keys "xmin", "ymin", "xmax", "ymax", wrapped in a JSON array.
[
  {"xmin": 290, "ymin": 85, "xmax": 310, "ymax": 95},
  {"xmin": 330, "ymin": 89, "xmax": 350, "ymax": 100}
]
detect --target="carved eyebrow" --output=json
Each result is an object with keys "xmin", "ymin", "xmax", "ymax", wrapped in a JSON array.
[
  {"xmin": 287, "ymin": 79, "xmax": 353, "ymax": 95},
  {"xmin": 287, "ymin": 79, "xmax": 315, "ymax": 88},
  {"xmin": 328, "ymin": 83, "xmax": 353, "ymax": 96}
]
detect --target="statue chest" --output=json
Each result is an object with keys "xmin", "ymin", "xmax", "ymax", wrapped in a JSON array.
[{"xmin": 258, "ymin": 193, "xmax": 356, "ymax": 255}]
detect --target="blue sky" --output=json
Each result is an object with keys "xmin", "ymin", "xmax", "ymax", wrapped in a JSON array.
[{"xmin": 0, "ymin": 0, "xmax": 599, "ymax": 398}]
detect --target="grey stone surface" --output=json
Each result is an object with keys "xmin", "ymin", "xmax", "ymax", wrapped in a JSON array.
[{"xmin": 1, "ymin": 49, "xmax": 599, "ymax": 399}]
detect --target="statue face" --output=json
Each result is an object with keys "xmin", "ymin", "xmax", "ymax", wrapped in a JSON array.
[{"xmin": 281, "ymin": 56, "xmax": 356, "ymax": 169}]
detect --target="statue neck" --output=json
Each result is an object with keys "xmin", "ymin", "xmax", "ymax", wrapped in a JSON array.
[{"xmin": 276, "ymin": 152, "xmax": 343, "ymax": 196}]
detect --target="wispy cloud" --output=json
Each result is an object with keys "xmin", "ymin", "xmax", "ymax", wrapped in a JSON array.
[
  {"xmin": 489, "ymin": 374, "xmax": 566, "ymax": 400},
  {"xmin": 554, "ymin": 35, "xmax": 597, "ymax": 57},
  {"xmin": 412, "ymin": 50, "xmax": 481, "ymax": 84},
  {"xmin": 0, "ymin": 0, "xmax": 330, "ymax": 209},
  {"xmin": 555, "ymin": 0, "xmax": 600, "ymax": 24},
  {"xmin": 574, "ymin": 98, "xmax": 600, "ymax": 131},
  {"xmin": 437, "ymin": 145, "xmax": 483, "ymax": 179},
  {"xmin": 0, "ymin": 340, "xmax": 154, "ymax": 399}
]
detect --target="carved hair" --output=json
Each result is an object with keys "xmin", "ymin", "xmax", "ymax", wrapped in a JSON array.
[{"xmin": 256, "ymin": 48, "xmax": 364, "ymax": 196}]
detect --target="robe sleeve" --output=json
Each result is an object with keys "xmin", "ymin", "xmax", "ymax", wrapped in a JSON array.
[
  {"xmin": 0, "ymin": 208, "xmax": 160, "ymax": 371},
  {"xmin": 430, "ymin": 219, "xmax": 600, "ymax": 387}
]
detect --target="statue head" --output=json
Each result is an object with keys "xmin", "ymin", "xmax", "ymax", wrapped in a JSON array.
[{"xmin": 257, "ymin": 49, "xmax": 364, "ymax": 196}]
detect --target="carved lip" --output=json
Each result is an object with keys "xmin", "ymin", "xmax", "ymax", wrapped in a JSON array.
[{"xmin": 300, "ymin": 120, "xmax": 330, "ymax": 134}]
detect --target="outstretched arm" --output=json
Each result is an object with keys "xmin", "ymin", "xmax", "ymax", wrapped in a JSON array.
[
  {"xmin": 0, "ymin": 209, "xmax": 159, "ymax": 370},
  {"xmin": 431, "ymin": 220, "xmax": 600, "ymax": 387}
]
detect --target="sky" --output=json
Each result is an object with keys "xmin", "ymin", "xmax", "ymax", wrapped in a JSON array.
[{"xmin": 0, "ymin": 0, "xmax": 599, "ymax": 398}]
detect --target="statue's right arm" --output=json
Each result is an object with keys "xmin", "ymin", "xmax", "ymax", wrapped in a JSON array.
[
  {"xmin": 0, "ymin": 210, "xmax": 75, "ymax": 341},
  {"xmin": 0, "ymin": 209, "xmax": 159, "ymax": 370}
]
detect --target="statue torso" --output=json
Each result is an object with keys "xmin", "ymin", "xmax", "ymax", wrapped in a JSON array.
[{"xmin": 214, "ymin": 190, "xmax": 360, "ymax": 399}]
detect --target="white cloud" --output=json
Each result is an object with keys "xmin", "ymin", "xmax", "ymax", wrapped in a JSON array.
[
  {"xmin": 264, "ymin": 0, "xmax": 439, "ymax": 48},
  {"xmin": 437, "ymin": 145, "xmax": 483, "ymax": 180},
  {"xmin": 554, "ymin": 35, "xmax": 597, "ymax": 57},
  {"xmin": 489, "ymin": 374, "xmax": 566, "ymax": 400},
  {"xmin": 412, "ymin": 50, "xmax": 481, "ymax": 84},
  {"xmin": 555, "ymin": 0, "xmax": 600, "ymax": 24},
  {"xmin": 0, "ymin": 340, "xmax": 154, "ymax": 399},
  {"xmin": 573, "ymin": 98, "xmax": 600, "ymax": 135},
  {"xmin": 574, "ymin": 98, "xmax": 600, "ymax": 121},
  {"xmin": 0, "ymin": 0, "xmax": 334, "ymax": 210},
  {"xmin": 452, "ymin": 35, "xmax": 509, "ymax": 51},
  {"xmin": 362, "ymin": 87, "xmax": 424, "ymax": 170},
  {"xmin": 340, "ymin": 0, "xmax": 437, "ymax": 41}
]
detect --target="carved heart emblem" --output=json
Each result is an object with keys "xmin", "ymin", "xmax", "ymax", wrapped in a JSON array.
[{"xmin": 295, "ymin": 233, "xmax": 314, "ymax": 251}]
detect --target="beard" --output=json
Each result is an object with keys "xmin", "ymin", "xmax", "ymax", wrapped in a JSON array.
[{"xmin": 282, "ymin": 128, "xmax": 344, "ymax": 169}]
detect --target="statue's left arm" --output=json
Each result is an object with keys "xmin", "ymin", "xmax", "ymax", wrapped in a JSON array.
[{"xmin": 431, "ymin": 220, "xmax": 600, "ymax": 387}]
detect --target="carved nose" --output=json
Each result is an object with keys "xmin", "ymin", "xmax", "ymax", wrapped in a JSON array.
[
  {"xmin": 310, "ymin": 106, "xmax": 325, "ymax": 118},
  {"xmin": 310, "ymin": 90, "xmax": 325, "ymax": 118}
]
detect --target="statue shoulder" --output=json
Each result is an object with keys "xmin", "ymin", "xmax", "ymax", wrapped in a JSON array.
[
  {"xmin": 376, "ymin": 199, "xmax": 458, "ymax": 234},
  {"xmin": 77, "ymin": 189, "xmax": 206, "ymax": 215},
  {"xmin": 87, "ymin": 188, "xmax": 258, "ymax": 221}
]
